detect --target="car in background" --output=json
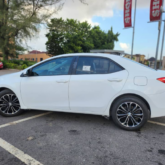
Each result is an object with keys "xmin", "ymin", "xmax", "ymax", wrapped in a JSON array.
[
  {"xmin": 0, "ymin": 62, "xmax": 3, "ymax": 69},
  {"xmin": 0, "ymin": 53, "xmax": 165, "ymax": 131}
]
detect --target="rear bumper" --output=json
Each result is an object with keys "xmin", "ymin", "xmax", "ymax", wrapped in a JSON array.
[
  {"xmin": 0, "ymin": 65, "xmax": 3, "ymax": 69},
  {"xmin": 148, "ymin": 92, "xmax": 165, "ymax": 118}
]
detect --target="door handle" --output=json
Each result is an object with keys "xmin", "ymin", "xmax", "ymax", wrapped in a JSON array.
[
  {"xmin": 108, "ymin": 78, "xmax": 123, "ymax": 82},
  {"xmin": 56, "ymin": 80, "xmax": 69, "ymax": 83}
]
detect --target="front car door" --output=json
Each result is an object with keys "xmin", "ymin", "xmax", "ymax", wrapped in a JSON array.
[
  {"xmin": 69, "ymin": 56, "xmax": 128, "ymax": 115},
  {"xmin": 21, "ymin": 56, "xmax": 75, "ymax": 111}
]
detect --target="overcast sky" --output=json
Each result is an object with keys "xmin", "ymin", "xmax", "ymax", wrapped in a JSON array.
[{"xmin": 27, "ymin": 0, "xmax": 165, "ymax": 59}]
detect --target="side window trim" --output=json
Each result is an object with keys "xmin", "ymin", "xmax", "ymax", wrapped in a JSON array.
[
  {"xmin": 73, "ymin": 56, "xmax": 125, "ymax": 75},
  {"xmin": 69, "ymin": 56, "xmax": 78, "ymax": 75},
  {"xmin": 30, "ymin": 56, "xmax": 76, "ymax": 77},
  {"xmin": 71, "ymin": 56, "xmax": 79, "ymax": 75}
]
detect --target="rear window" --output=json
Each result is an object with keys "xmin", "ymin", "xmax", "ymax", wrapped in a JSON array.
[{"xmin": 76, "ymin": 56, "xmax": 124, "ymax": 75}]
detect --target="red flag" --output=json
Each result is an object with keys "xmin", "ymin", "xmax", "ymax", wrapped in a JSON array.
[
  {"xmin": 150, "ymin": 0, "xmax": 162, "ymax": 22},
  {"xmin": 124, "ymin": 0, "xmax": 132, "ymax": 28}
]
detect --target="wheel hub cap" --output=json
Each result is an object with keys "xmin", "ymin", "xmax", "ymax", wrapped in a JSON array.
[
  {"xmin": 117, "ymin": 102, "xmax": 144, "ymax": 128},
  {"xmin": 9, "ymin": 102, "xmax": 12, "ymax": 107},
  {"xmin": 0, "ymin": 94, "xmax": 20, "ymax": 114}
]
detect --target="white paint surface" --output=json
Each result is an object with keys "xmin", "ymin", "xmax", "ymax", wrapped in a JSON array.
[
  {"xmin": 148, "ymin": 120, "xmax": 165, "ymax": 127},
  {"xmin": 0, "ymin": 138, "xmax": 43, "ymax": 165},
  {"xmin": 134, "ymin": 76, "xmax": 148, "ymax": 86},
  {"xmin": 0, "ymin": 112, "xmax": 52, "ymax": 129}
]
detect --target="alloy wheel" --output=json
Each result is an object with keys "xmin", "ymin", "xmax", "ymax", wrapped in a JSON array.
[
  {"xmin": 0, "ymin": 94, "xmax": 21, "ymax": 115},
  {"xmin": 116, "ymin": 102, "xmax": 144, "ymax": 128}
]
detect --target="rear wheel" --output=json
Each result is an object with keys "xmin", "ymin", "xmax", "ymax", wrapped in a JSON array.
[
  {"xmin": 0, "ymin": 90, "xmax": 23, "ymax": 117},
  {"xmin": 111, "ymin": 96, "xmax": 149, "ymax": 131}
]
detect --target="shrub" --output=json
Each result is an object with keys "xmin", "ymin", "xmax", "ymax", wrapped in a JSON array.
[
  {"xmin": 1, "ymin": 60, "xmax": 36, "ymax": 70},
  {"xmin": 1, "ymin": 60, "xmax": 8, "ymax": 68},
  {"xmin": 22, "ymin": 64, "xmax": 28, "ymax": 69},
  {"xmin": 27, "ymin": 61, "xmax": 36, "ymax": 66},
  {"xmin": 16, "ymin": 65, "xmax": 23, "ymax": 70},
  {"xmin": 5, "ymin": 63, "xmax": 17, "ymax": 69},
  {"xmin": 10, "ymin": 60, "xmax": 20, "ymax": 65},
  {"xmin": 6, "ymin": 63, "xmax": 12, "ymax": 69},
  {"xmin": 19, "ymin": 61, "xmax": 24, "ymax": 65},
  {"xmin": 23, "ymin": 60, "xmax": 30, "ymax": 66}
]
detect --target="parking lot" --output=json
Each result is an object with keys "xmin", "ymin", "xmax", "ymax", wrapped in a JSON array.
[{"xmin": 0, "ymin": 69, "xmax": 165, "ymax": 165}]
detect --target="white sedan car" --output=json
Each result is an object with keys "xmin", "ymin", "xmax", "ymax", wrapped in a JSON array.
[{"xmin": 0, "ymin": 53, "xmax": 165, "ymax": 131}]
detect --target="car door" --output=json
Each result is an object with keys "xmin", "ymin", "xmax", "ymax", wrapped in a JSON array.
[
  {"xmin": 21, "ymin": 56, "xmax": 75, "ymax": 111},
  {"xmin": 69, "ymin": 56, "xmax": 128, "ymax": 114}
]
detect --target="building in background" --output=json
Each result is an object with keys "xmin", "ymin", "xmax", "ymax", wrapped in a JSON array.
[
  {"xmin": 124, "ymin": 54, "xmax": 132, "ymax": 59},
  {"xmin": 124, "ymin": 54, "xmax": 146, "ymax": 64},
  {"xmin": 90, "ymin": 50, "xmax": 124, "ymax": 56},
  {"xmin": 134, "ymin": 54, "xmax": 145, "ymax": 63},
  {"xmin": 148, "ymin": 57, "xmax": 156, "ymax": 69},
  {"xmin": 144, "ymin": 59, "xmax": 149, "ymax": 66},
  {"xmin": 18, "ymin": 50, "xmax": 50, "ymax": 62}
]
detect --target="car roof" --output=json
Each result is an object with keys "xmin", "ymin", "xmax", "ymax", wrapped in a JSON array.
[{"xmin": 51, "ymin": 53, "xmax": 119, "ymax": 59}]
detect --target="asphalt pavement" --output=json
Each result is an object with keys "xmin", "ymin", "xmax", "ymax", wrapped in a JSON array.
[{"xmin": 0, "ymin": 69, "xmax": 165, "ymax": 165}]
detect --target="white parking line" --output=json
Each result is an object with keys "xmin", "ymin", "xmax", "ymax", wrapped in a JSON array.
[
  {"xmin": 148, "ymin": 120, "xmax": 165, "ymax": 127},
  {"xmin": 0, "ymin": 112, "xmax": 52, "ymax": 129},
  {"xmin": 0, "ymin": 138, "xmax": 43, "ymax": 165}
]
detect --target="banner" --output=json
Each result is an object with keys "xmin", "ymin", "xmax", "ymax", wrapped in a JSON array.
[
  {"xmin": 150, "ymin": 0, "xmax": 162, "ymax": 22},
  {"xmin": 124, "ymin": 0, "xmax": 132, "ymax": 28}
]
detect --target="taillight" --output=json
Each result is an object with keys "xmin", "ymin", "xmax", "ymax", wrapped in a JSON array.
[{"xmin": 157, "ymin": 77, "xmax": 165, "ymax": 83}]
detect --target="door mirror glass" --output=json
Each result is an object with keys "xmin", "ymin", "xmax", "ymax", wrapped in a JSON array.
[{"xmin": 21, "ymin": 69, "xmax": 31, "ymax": 77}]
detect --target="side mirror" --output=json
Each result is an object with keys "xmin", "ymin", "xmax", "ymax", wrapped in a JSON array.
[{"xmin": 21, "ymin": 69, "xmax": 32, "ymax": 77}]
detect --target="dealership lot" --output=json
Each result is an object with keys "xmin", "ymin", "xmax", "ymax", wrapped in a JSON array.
[{"xmin": 0, "ymin": 70, "xmax": 165, "ymax": 165}]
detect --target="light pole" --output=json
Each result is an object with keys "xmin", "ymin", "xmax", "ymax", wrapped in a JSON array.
[
  {"xmin": 159, "ymin": 20, "xmax": 165, "ymax": 69},
  {"xmin": 154, "ymin": 21, "xmax": 162, "ymax": 69},
  {"xmin": 131, "ymin": 0, "xmax": 137, "ymax": 60},
  {"xmin": 154, "ymin": 1, "xmax": 164, "ymax": 70}
]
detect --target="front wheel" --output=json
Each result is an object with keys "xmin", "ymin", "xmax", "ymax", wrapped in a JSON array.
[
  {"xmin": 111, "ymin": 96, "xmax": 149, "ymax": 131},
  {"xmin": 0, "ymin": 89, "xmax": 23, "ymax": 117}
]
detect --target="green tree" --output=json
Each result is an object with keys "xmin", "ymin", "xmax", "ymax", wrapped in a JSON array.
[
  {"xmin": 0, "ymin": 0, "xmax": 85, "ymax": 60},
  {"xmin": 90, "ymin": 26, "xmax": 120, "ymax": 50},
  {"xmin": 46, "ymin": 18, "xmax": 120, "ymax": 56},
  {"xmin": 46, "ymin": 29, "xmax": 65, "ymax": 56},
  {"xmin": 46, "ymin": 18, "xmax": 94, "ymax": 56},
  {"xmin": 15, "ymin": 44, "xmax": 26, "ymax": 58}
]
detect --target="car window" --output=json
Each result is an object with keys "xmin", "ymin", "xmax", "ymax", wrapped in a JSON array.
[
  {"xmin": 76, "ymin": 56, "xmax": 123, "ymax": 75},
  {"xmin": 109, "ymin": 60, "xmax": 123, "ymax": 73},
  {"xmin": 31, "ymin": 57, "xmax": 74, "ymax": 76}
]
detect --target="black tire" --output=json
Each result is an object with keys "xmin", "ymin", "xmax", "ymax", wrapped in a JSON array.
[
  {"xmin": 0, "ymin": 89, "xmax": 23, "ymax": 117},
  {"xmin": 111, "ymin": 95, "xmax": 150, "ymax": 131}
]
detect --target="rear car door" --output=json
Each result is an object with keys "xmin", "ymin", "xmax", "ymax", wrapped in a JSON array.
[
  {"xmin": 69, "ymin": 56, "xmax": 128, "ymax": 114},
  {"xmin": 21, "ymin": 56, "xmax": 75, "ymax": 111}
]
